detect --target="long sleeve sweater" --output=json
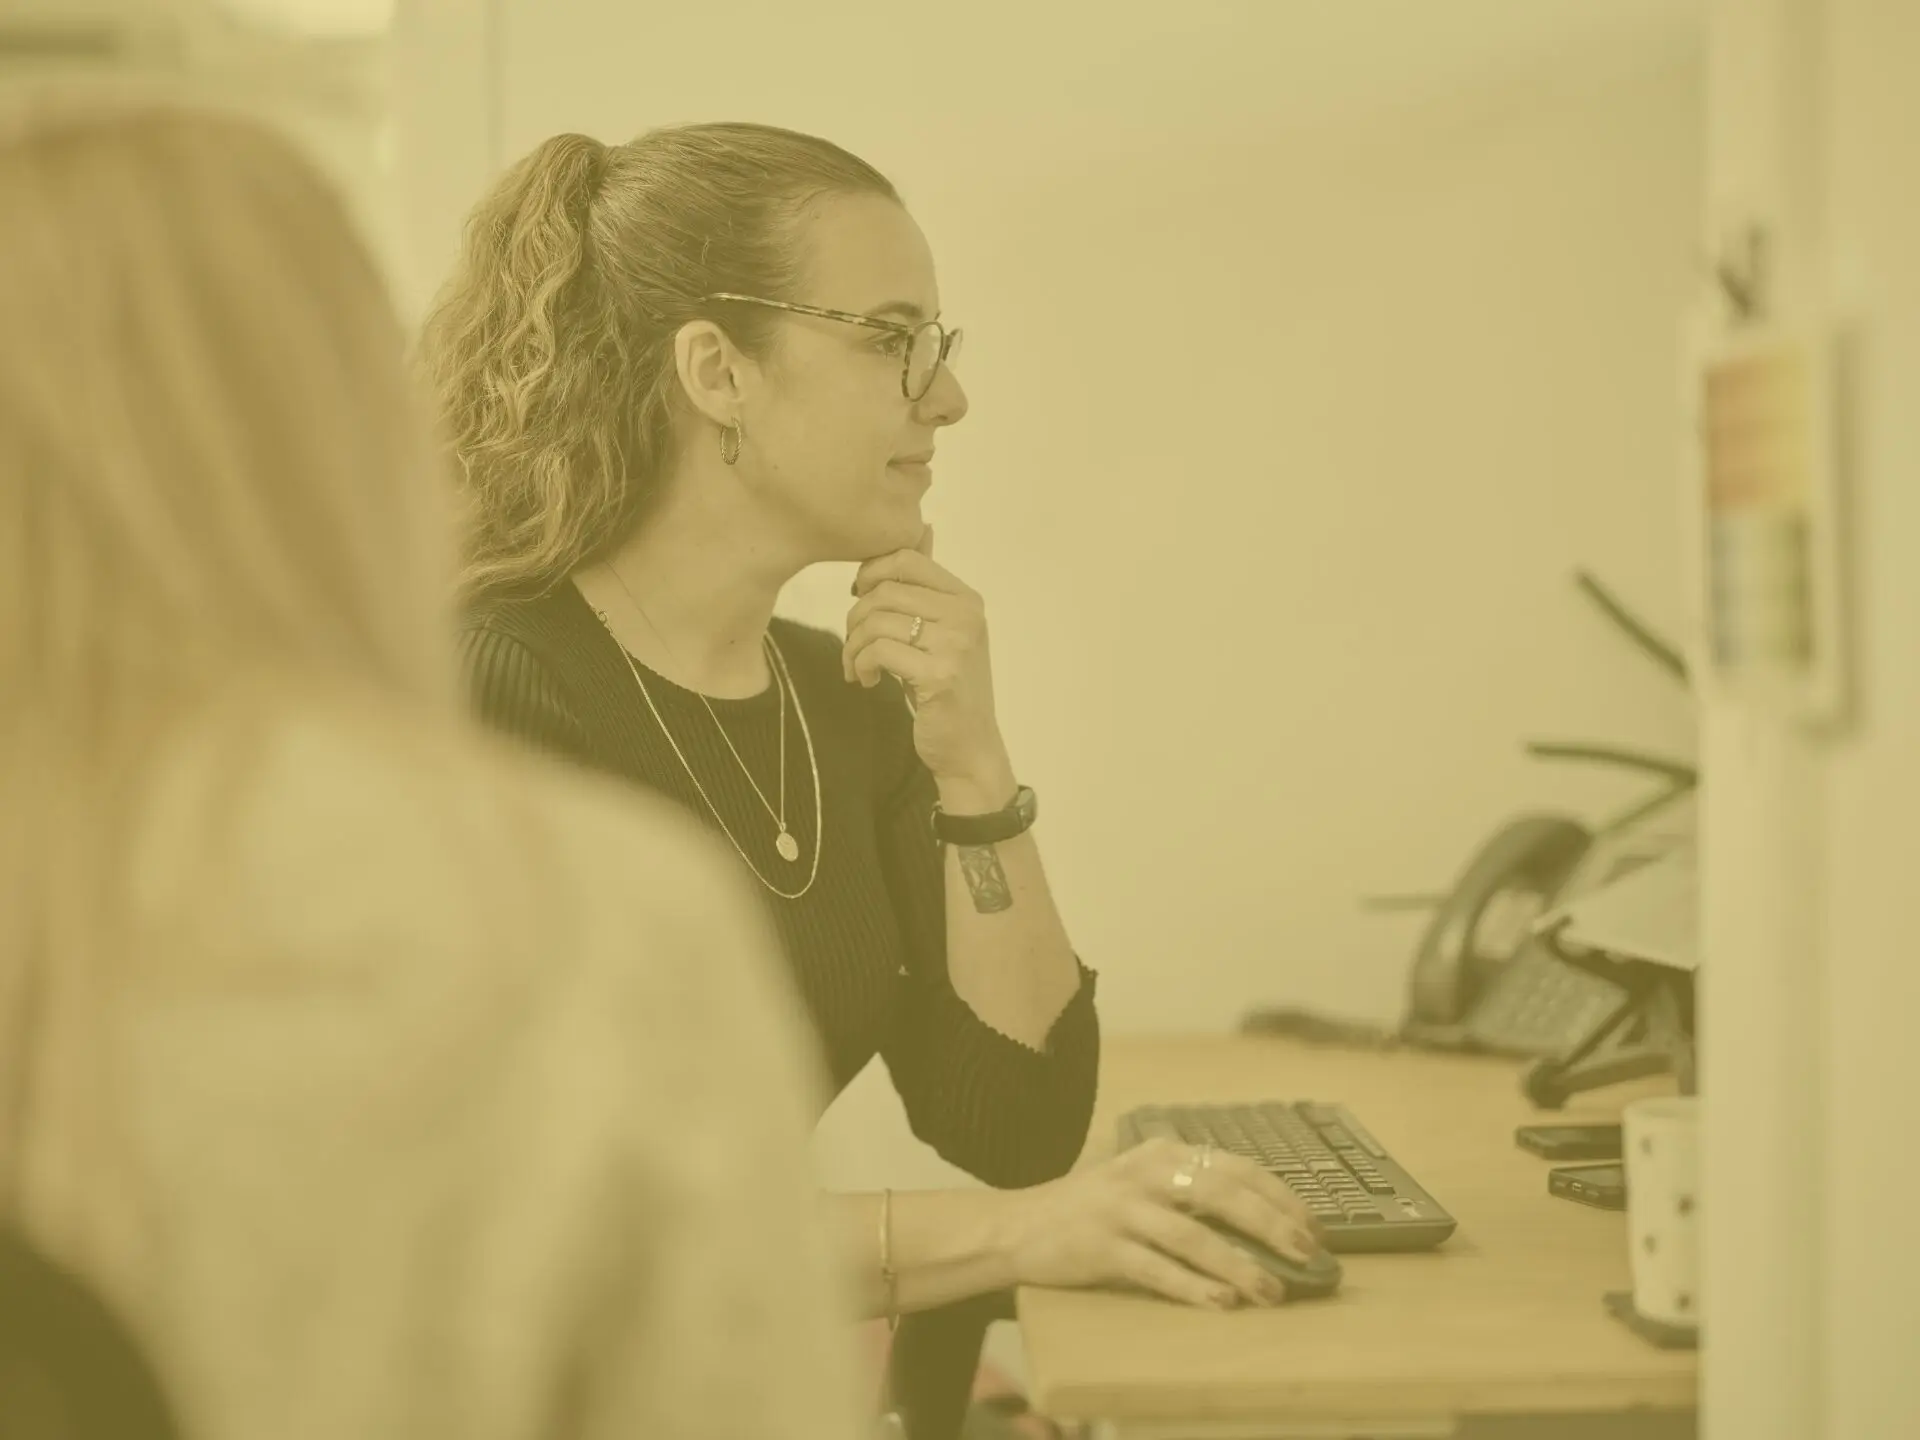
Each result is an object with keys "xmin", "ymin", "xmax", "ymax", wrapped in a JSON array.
[{"xmin": 459, "ymin": 579, "xmax": 1100, "ymax": 1187}]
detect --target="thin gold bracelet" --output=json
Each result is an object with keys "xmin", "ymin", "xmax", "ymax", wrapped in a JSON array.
[{"xmin": 879, "ymin": 1188, "xmax": 898, "ymax": 1331}]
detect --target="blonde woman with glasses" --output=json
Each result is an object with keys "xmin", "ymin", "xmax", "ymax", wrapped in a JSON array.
[
  {"xmin": 0, "ymin": 91, "xmax": 857, "ymax": 1440},
  {"xmin": 426, "ymin": 120, "xmax": 1329, "ymax": 1440}
]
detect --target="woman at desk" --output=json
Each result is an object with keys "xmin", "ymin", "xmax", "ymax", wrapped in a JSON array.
[{"xmin": 425, "ymin": 121, "xmax": 1327, "ymax": 1330}]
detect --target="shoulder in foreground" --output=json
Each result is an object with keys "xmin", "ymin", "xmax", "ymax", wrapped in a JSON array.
[{"xmin": 132, "ymin": 698, "xmax": 771, "ymax": 994}]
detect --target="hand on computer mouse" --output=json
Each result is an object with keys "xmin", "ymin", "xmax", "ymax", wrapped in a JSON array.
[
  {"xmin": 1193, "ymin": 1215, "xmax": 1344, "ymax": 1301},
  {"xmin": 997, "ymin": 1138, "xmax": 1330, "ymax": 1310}
]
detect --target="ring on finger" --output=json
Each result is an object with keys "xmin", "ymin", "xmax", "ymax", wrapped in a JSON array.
[
  {"xmin": 907, "ymin": 614, "xmax": 926, "ymax": 647},
  {"xmin": 1169, "ymin": 1143, "xmax": 1212, "ymax": 1210}
]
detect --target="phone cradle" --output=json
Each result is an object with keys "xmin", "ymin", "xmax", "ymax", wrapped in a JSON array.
[{"xmin": 1522, "ymin": 934, "xmax": 1696, "ymax": 1110}]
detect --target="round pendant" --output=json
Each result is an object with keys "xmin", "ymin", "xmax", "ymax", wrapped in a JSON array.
[{"xmin": 775, "ymin": 830, "xmax": 801, "ymax": 863}]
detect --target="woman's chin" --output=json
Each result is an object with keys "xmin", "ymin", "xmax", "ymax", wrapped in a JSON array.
[
  {"xmin": 801, "ymin": 497, "xmax": 925, "ymax": 563},
  {"xmin": 857, "ymin": 506, "xmax": 926, "ymax": 558}
]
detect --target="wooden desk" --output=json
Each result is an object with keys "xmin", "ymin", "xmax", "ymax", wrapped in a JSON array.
[{"xmin": 1016, "ymin": 1035, "xmax": 1696, "ymax": 1438}]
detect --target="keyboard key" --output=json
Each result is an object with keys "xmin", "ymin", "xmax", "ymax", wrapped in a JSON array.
[{"xmin": 1329, "ymin": 1111, "xmax": 1391, "ymax": 1159}]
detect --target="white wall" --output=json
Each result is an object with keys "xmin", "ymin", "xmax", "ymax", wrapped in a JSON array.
[
  {"xmin": 477, "ymin": 5, "xmax": 1708, "ymax": 1209},
  {"xmin": 388, "ymin": 0, "xmax": 493, "ymax": 323}
]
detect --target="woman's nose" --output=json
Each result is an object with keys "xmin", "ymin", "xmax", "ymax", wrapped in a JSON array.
[{"xmin": 917, "ymin": 363, "xmax": 968, "ymax": 426}]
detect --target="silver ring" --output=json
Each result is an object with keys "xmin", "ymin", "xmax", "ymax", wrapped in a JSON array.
[
  {"xmin": 907, "ymin": 615, "xmax": 926, "ymax": 647},
  {"xmin": 1169, "ymin": 1143, "xmax": 1212, "ymax": 1208}
]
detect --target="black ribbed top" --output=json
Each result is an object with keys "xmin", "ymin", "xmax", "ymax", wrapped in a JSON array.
[{"xmin": 457, "ymin": 581, "xmax": 1099, "ymax": 1188}]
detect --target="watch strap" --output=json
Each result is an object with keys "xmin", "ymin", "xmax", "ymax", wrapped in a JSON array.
[{"xmin": 931, "ymin": 784, "xmax": 1037, "ymax": 846}]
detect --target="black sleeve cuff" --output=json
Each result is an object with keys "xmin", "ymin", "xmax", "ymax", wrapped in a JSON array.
[{"xmin": 884, "ymin": 958, "xmax": 1101, "ymax": 1189}]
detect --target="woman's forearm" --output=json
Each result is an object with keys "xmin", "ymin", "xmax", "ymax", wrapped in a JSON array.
[
  {"xmin": 827, "ymin": 1188, "xmax": 1027, "ymax": 1319},
  {"xmin": 935, "ymin": 759, "xmax": 1083, "ymax": 1051}
]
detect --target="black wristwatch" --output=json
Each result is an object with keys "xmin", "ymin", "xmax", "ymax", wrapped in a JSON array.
[{"xmin": 931, "ymin": 784, "xmax": 1038, "ymax": 847}]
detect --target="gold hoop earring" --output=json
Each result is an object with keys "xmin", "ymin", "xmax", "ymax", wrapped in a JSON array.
[{"xmin": 719, "ymin": 419, "xmax": 742, "ymax": 466}]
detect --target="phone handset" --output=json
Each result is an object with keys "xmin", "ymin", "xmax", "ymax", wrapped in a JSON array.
[{"xmin": 1404, "ymin": 814, "xmax": 1593, "ymax": 1030}]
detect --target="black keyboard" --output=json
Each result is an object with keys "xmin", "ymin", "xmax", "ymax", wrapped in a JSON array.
[{"xmin": 1116, "ymin": 1101, "xmax": 1457, "ymax": 1252}]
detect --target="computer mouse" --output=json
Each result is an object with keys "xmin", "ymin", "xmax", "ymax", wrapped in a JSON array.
[{"xmin": 1198, "ymin": 1216, "xmax": 1344, "ymax": 1301}]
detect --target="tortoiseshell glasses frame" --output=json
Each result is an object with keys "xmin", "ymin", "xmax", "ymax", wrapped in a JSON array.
[{"xmin": 704, "ymin": 292, "xmax": 963, "ymax": 401}]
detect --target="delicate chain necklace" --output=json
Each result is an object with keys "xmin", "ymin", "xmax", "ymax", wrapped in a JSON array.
[
  {"xmin": 603, "ymin": 565, "xmax": 796, "ymax": 849},
  {"xmin": 591, "ymin": 568, "xmax": 823, "ymax": 901}
]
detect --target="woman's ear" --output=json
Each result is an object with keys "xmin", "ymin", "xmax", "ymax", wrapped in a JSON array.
[{"xmin": 671, "ymin": 319, "xmax": 747, "ymax": 428}]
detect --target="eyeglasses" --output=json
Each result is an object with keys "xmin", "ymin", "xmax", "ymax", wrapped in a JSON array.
[{"xmin": 704, "ymin": 292, "xmax": 963, "ymax": 402}]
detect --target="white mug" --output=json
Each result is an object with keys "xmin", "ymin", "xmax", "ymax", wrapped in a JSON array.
[{"xmin": 1623, "ymin": 1095, "xmax": 1701, "ymax": 1329}]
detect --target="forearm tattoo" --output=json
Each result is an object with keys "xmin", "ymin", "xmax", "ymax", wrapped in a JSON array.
[{"xmin": 957, "ymin": 844, "xmax": 1014, "ymax": 914}]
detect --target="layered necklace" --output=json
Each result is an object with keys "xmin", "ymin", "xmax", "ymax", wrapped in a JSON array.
[{"xmin": 591, "ymin": 565, "xmax": 822, "ymax": 901}]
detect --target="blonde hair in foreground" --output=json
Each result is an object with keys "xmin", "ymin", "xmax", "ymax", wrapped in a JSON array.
[{"xmin": 0, "ymin": 92, "xmax": 457, "ymax": 1263}]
